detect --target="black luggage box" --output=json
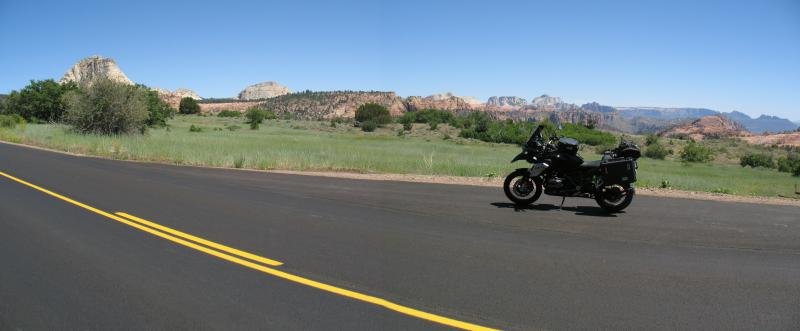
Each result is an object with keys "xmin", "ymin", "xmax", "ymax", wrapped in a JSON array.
[{"xmin": 600, "ymin": 158, "xmax": 637, "ymax": 184}]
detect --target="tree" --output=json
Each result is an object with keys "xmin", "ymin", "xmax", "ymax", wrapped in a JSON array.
[
  {"xmin": 179, "ymin": 97, "xmax": 201, "ymax": 114},
  {"xmin": 63, "ymin": 78, "xmax": 150, "ymax": 134},
  {"xmin": 3, "ymin": 79, "xmax": 78, "ymax": 122},
  {"xmin": 140, "ymin": 87, "xmax": 174, "ymax": 127},
  {"xmin": 355, "ymin": 103, "xmax": 391, "ymax": 125}
]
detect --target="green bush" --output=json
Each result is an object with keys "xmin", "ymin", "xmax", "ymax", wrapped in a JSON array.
[
  {"xmin": 429, "ymin": 121, "xmax": 439, "ymax": 130},
  {"xmin": 644, "ymin": 143, "xmax": 671, "ymax": 159},
  {"xmin": 189, "ymin": 124, "xmax": 203, "ymax": 132},
  {"xmin": 141, "ymin": 87, "xmax": 174, "ymax": 127},
  {"xmin": 63, "ymin": 78, "xmax": 150, "ymax": 134},
  {"xmin": 401, "ymin": 109, "xmax": 455, "ymax": 125},
  {"xmin": 560, "ymin": 123, "xmax": 616, "ymax": 146},
  {"xmin": 776, "ymin": 154, "xmax": 800, "ymax": 175},
  {"xmin": 2, "ymin": 79, "xmax": 78, "ymax": 122},
  {"xmin": 245, "ymin": 107, "xmax": 274, "ymax": 129},
  {"xmin": 361, "ymin": 120, "xmax": 377, "ymax": 132},
  {"xmin": 355, "ymin": 103, "xmax": 391, "ymax": 125},
  {"xmin": 739, "ymin": 153, "xmax": 774, "ymax": 168},
  {"xmin": 645, "ymin": 134, "xmax": 659, "ymax": 146},
  {"xmin": 178, "ymin": 97, "xmax": 201, "ymax": 114},
  {"xmin": 680, "ymin": 141, "xmax": 715, "ymax": 163},
  {"xmin": 0, "ymin": 114, "xmax": 21, "ymax": 128},
  {"xmin": 217, "ymin": 110, "xmax": 242, "ymax": 117}
]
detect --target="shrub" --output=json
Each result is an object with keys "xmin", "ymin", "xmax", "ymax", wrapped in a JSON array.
[
  {"xmin": 233, "ymin": 156, "xmax": 245, "ymax": 168},
  {"xmin": 405, "ymin": 109, "xmax": 454, "ymax": 125},
  {"xmin": 680, "ymin": 141, "xmax": 714, "ymax": 163},
  {"xmin": 361, "ymin": 120, "xmax": 377, "ymax": 132},
  {"xmin": 355, "ymin": 103, "xmax": 391, "ymax": 125},
  {"xmin": 178, "ymin": 97, "xmax": 201, "ymax": 114},
  {"xmin": 429, "ymin": 121, "xmax": 439, "ymax": 130},
  {"xmin": 739, "ymin": 153, "xmax": 774, "ymax": 168},
  {"xmin": 644, "ymin": 143, "xmax": 671, "ymax": 159},
  {"xmin": 560, "ymin": 123, "xmax": 616, "ymax": 146},
  {"xmin": 777, "ymin": 154, "xmax": 800, "ymax": 175},
  {"xmin": 189, "ymin": 124, "xmax": 203, "ymax": 132},
  {"xmin": 217, "ymin": 110, "xmax": 242, "ymax": 117},
  {"xmin": 645, "ymin": 134, "xmax": 659, "ymax": 146},
  {"xmin": 141, "ymin": 88, "xmax": 174, "ymax": 127},
  {"xmin": 245, "ymin": 107, "xmax": 272, "ymax": 129},
  {"xmin": 63, "ymin": 78, "xmax": 150, "ymax": 134},
  {"xmin": 2, "ymin": 79, "xmax": 78, "ymax": 122},
  {"xmin": 226, "ymin": 125, "xmax": 241, "ymax": 131}
]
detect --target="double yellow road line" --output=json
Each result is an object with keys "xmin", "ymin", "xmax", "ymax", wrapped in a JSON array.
[{"xmin": 0, "ymin": 170, "xmax": 498, "ymax": 331}]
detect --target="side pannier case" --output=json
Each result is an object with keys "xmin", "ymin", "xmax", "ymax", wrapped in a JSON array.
[{"xmin": 600, "ymin": 158, "xmax": 637, "ymax": 185}]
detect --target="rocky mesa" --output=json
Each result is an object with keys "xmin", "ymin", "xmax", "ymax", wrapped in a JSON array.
[
  {"xmin": 237, "ymin": 81, "xmax": 291, "ymax": 100},
  {"xmin": 60, "ymin": 55, "xmax": 133, "ymax": 86}
]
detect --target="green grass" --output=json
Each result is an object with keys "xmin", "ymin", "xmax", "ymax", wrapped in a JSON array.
[{"xmin": 1, "ymin": 115, "xmax": 798, "ymax": 198}]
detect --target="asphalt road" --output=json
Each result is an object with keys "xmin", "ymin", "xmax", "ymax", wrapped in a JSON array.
[{"xmin": 1, "ymin": 142, "xmax": 799, "ymax": 330}]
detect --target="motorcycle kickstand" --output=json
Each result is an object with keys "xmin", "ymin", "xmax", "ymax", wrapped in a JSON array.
[{"xmin": 559, "ymin": 197, "xmax": 566, "ymax": 209}]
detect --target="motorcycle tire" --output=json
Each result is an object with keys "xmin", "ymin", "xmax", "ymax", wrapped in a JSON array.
[
  {"xmin": 595, "ymin": 186, "xmax": 635, "ymax": 213},
  {"xmin": 503, "ymin": 169, "xmax": 543, "ymax": 206}
]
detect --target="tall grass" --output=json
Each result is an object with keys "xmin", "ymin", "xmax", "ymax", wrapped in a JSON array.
[{"xmin": 1, "ymin": 115, "xmax": 798, "ymax": 198}]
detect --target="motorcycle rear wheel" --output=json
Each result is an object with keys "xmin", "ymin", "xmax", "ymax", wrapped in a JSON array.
[
  {"xmin": 595, "ymin": 186, "xmax": 635, "ymax": 213},
  {"xmin": 503, "ymin": 169, "xmax": 543, "ymax": 206}
]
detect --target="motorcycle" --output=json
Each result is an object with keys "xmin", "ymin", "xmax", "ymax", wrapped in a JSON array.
[{"xmin": 503, "ymin": 124, "xmax": 641, "ymax": 212}]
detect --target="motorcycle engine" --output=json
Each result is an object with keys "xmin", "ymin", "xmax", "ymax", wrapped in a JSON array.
[{"xmin": 545, "ymin": 175, "xmax": 579, "ymax": 196}]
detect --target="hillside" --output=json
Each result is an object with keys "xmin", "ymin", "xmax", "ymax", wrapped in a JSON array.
[
  {"xmin": 724, "ymin": 111, "xmax": 798, "ymax": 133},
  {"xmin": 660, "ymin": 115, "xmax": 750, "ymax": 140},
  {"xmin": 742, "ymin": 132, "xmax": 800, "ymax": 147},
  {"xmin": 257, "ymin": 91, "xmax": 407, "ymax": 119}
]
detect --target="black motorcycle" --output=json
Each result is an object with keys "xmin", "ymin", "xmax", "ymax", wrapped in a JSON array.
[{"xmin": 503, "ymin": 125, "xmax": 641, "ymax": 212}]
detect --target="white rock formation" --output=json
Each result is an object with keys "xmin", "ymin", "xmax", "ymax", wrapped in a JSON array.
[
  {"xmin": 237, "ymin": 81, "xmax": 291, "ymax": 100},
  {"xmin": 60, "ymin": 55, "xmax": 133, "ymax": 85}
]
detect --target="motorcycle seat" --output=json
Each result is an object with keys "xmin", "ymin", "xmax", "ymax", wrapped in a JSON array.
[{"xmin": 580, "ymin": 160, "xmax": 602, "ymax": 169}]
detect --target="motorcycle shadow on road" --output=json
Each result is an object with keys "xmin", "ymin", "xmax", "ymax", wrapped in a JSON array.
[{"xmin": 490, "ymin": 202, "xmax": 621, "ymax": 217}]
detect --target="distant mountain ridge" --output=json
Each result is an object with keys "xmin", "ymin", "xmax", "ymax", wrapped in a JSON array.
[{"xmin": 37, "ymin": 56, "xmax": 800, "ymax": 134}]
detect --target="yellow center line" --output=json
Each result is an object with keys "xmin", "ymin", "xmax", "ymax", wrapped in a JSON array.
[
  {"xmin": 114, "ymin": 211, "xmax": 281, "ymax": 266},
  {"xmin": 0, "ymin": 170, "xmax": 499, "ymax": 331}
]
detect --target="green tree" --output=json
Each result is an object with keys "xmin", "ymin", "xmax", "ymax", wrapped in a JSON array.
[
  {"xmin": 179, "ymin": 97, "xmax": 201, "ymax": 114},
  {"xmin": 63, "ymin": 78, "xmax": 150, "ymax": 134},
  {"xmin": 355, "ymin": 103, "xmax": 391, "ymax": 125},
  {"xmin": 3, "ymin": 79, "xmax": 78, "ymax": 122},
  {"xmin": 140, "ymin": 87, "xmax": 174, "ymax": 127}
]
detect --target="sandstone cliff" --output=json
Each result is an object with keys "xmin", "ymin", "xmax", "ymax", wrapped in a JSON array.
[
  {"xmin": 238, "ymin": 81, "xmax": 291, "ymax": 100},
  {"xmin": 486, "ymin": 96, "xmax": 527, "ymax": 109},
  {"xmin": 405, "ymin": 93, "xmax": 481, "ymax": 112},
  {"xmin": 154, "ymin": 88, "xmax": 202, "ymax": 108},
  {"xmin": 258, "ymin": 91, "xmax": 406, "ymax": 119},
  {"xmin": 60, "ymin": 55, "xmax": 133, "ymax": 86}
]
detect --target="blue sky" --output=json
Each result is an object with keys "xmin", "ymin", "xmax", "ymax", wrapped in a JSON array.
[{"xmin": 1, "ymin": 0, "xmax": 798, "ymax": 120}]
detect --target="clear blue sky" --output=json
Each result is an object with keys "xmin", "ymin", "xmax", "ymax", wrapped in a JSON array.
[{"xmin": 1, "ymin": 0, "xmax": 798, "ymax": 120}]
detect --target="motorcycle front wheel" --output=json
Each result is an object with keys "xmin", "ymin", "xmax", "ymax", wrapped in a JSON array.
[
  {"xmin": 503, "ymin": 169, "xmax": 543, "ymax": 206},
  {"xmin": 595, "ymin": 185, "xmax": 635, "ymax": 213}
]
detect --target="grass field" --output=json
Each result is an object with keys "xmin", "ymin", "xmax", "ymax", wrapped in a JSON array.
[{"xmin": 1, "ymin": 115, "xmax": 798, "ymax": 198}]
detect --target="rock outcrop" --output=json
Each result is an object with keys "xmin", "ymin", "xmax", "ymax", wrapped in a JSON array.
[
  {"xmin": 486, "ymin": 96, "xmax": 527, "ymax": 109},
  {"xmin": 237, "ymin": 81, "xmax": 291, "ymax": 100},
  {"xmin": 60, "ymin": 55, "xmax": 133, "ymax": 86},
  {"xmin": 405, "ymin": 93, "xmax": 481, "ymax": 112},
  {"xmin": 529, "ymin": 94, "xmax": 570, "ymax": 110},
  {"xmin": 660, "ymin": 115, "xmax": 750, "ymax": 140},
  {"xmin": 258, "ymin": 91, "xmax": 406, "ymax": 119},
  {"xmin": 154, "ymin": 88, "xmax": 203, "ymax": 108}
]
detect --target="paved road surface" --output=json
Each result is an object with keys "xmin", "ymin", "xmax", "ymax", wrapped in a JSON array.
[{"xmin": 1, "ymin": 142, "xmax": 798, "ymax": 330}]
